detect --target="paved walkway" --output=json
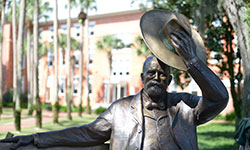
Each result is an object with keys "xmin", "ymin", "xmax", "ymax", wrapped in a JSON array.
[{"xmin": 0, "ymin": 110, "xmax": 79, "ymax": 132}]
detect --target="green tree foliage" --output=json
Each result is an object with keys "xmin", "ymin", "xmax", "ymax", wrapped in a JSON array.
[
  {"xmin": 134, "ymin": 36, "xmax": 151, "ymax": 57},
  {"xmin": 96, "ymin": 35, "xmax": 125, "ymax": 53},
  {"xmin": 205, "ymin": 13, "xmax": 242, "ymax": 121},
  {"xmin": 96, "ymin": 35, "xmax": 125, "ymax": 103}
]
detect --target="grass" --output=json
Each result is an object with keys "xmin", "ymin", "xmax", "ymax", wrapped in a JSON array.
[
  {"xmin": 0, "ymin": 114, "xmax": 97, "ymax": 139},
  {"xmin": 198, "ymin": 122, "xmax": 237, "ymax": 150},
  {"xmin": 0, "ymin": 109, "xmax": 33, "ymax": 124},
  {"xmin": 0, "ymin": 108, "xmax": 237, "ymax": 149}
]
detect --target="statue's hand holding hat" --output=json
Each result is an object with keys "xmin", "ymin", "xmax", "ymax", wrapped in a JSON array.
[{"xmin": 140, "ymin": 9, "xmax": 206, "ymax": 71}]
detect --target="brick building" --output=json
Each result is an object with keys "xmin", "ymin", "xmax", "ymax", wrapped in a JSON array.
[{"xmin": 1, "ymin": 9, "xmax": 233, "ymax": 114}]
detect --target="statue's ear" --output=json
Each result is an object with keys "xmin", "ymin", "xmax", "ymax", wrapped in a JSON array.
[
  {"xmin": 168, "ymin": 74, "xmax": 173, "ymax": 86},
  {"xmin": 141, "ymin": 73, "xmax": 144, "ymax": 83}
]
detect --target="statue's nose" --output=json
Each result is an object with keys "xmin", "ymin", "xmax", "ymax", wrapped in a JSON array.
[{"xmin": 154, "ymin": 71, "xmax": 159, "ymax": 80}]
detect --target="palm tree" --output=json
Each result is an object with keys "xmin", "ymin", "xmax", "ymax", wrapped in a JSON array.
[
  {"xmin": 53, "ymin": 0, "xmax": 59, "ymax": 124},
  {"xmin": 96, "ymin": 35, "xmax": 125, "ymax": 103},
  {"xmin": 133, "ymin": 35, "xmax": 151, "ymax": 58},
  {"xmin": 0, "ymin": 0, "xmax": 6, "ymax": 118},
  {"xmin": 15, "ymin": 0, "xmax": 26, "ymax": 131},
  {"xmin": 66, "ymin": 0, "xmax": 72, "ymax": 120},
  {"xmin": 75, "ymin": 0, "xmax": 96, "ymax": 115},
  {"xmin": 77, "ymin": 9, "xmax": 86, "ymax": 116},
  {"xmin": 33, "ymin": 0, "xmax": 41, "ymax": 128},
  {"xmin": 58, "ymin": 33, "xmax": 80, "ymax": 119},
  {"xmin": 26, "ymin": 19, "xmax": 33, "ymax": 116},
  {"xmin": 12, "ymin": 0, "xmax": 17, "ymax": 122}
]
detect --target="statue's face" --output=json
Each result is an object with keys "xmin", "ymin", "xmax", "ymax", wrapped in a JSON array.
[{"xmin": 141, "ymin": 57, "xmax": 170, "ymax": 98}]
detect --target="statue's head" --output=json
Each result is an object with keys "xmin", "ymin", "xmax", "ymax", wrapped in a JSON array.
[{"xmin": 141, "ymin": 56, "xmax": 172, "ymax": 98}]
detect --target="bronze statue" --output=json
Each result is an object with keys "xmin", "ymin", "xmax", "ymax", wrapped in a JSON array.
[{"xmin": 0, "ymin": 10, "xmax": 228, "ymax": 150}]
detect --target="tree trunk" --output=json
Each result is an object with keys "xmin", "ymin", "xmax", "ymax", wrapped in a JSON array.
[
  {"xmin": 78, "ymin": 20, "xmax": 84, "ymax": 117},
  {"xmin": 85, "ymin": 10, "xmax": 91, "ymax": 114},
  {"xmin": 12, "ymin": 0, "xmax": 17, "ymax": 125},
  {"xmin": 108, "ymin": 51, "xmax": 112, "ymax": 103},
  {"xmin": 26, "ymin": 23, "xmax": 33, "ymax": 116},
  {"xmin": 66, "ymin": 0, "xmax": 72, "ymax": 120},
  {"xmin": 16, "ymin": 0, "xmax": 26, "ymax": 131},
  {"xmin": 34, "ymin": 0, "xmax": 42, "ymax": 128},
  {"xmin": 53, "ymin": 0, "xmax": 59, "ymax": 124},
  {"xmin": 0, "ymin": 0, "xmax": 6, "ymax": 118},
  {"xmin": 222, "ymin": 0, "xmax": 250, "ymax": 118}
]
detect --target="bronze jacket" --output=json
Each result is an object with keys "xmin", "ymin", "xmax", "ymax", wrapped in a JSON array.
[{"xmin": 34, "ymin": 90, "xmax": 227, "ymax": 150}]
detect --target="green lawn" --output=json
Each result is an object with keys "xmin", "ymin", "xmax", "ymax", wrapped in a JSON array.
[
  {"xmin": 0, "ymin": 114, "xmax": 97, "ymax": 139},
  {"xmin": 0, "ymin": 110, "xmax": 237, "ymax": 150},
  {"xmin": 198, "ymin": 122, "xmax": 237, "ymax": 150},
  {"xmin": 0, "ymin": 109, "xmax": 32, "ymax": 124}
]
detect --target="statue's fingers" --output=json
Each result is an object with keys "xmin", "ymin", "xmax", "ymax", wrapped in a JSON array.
[
  {"xmin": 170, "ymin": 31, "xmax": 183, "ymax": 40},
  {"xmin": 170, "ymin": 34, "xmax": 181, "ymax": 48}
]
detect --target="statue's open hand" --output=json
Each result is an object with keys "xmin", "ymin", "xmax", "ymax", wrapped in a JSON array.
[
  {"xmin": 0, "ymin": 135, "xmax": 34, "ymax": 150},
  {"xmin": 170, "ymin": 30, "xmax": 196, "ymax": 63}
]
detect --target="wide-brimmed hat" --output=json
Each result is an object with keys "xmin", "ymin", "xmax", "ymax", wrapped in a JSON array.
[{"xmin": 140, "ymin": 9, "xmax": 206, "ymax": 71}]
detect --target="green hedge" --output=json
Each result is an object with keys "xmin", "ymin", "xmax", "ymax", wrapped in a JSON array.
[
  {"xmin": 41, "ymin": 104, "xmax": 86, "ymax": 113},
  {"xmin": 94, "ymin": 107, "xmax": 107, "ymax": 115}
]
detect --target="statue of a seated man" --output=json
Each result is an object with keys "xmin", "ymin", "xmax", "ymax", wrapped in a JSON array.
[{"xmin": 0, "ymin": 10, "xmax": 228, "ymax": 150}]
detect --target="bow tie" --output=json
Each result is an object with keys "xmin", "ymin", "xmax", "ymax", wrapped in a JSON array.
[{"xmin": 144, "ymin": 101, "xmax": 166, "ymax": 110}]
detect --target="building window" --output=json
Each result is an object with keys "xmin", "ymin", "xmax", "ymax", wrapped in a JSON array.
[
  {"xmin": 60, "ymin": 24, "xmax": 67, "ymax": 34},
  {"xmin": 73, "ymin": 76, "xmax": 79, "ymax": 96},
  {"xmin": 58, "ymin": 76, "xmax": 66, "ymax": 96},
  {"xmin": 88, "ymin": 75, "xmax": 93, "ymax": 94},
  {"xmin": 73, "ymin": 23, "xmax": 81, "ymax": 39},
  {"xmin": 111, "ymin": 56, "xmax": 130, "ymax": 81},
  {"xmin": 73, "ymin": 50, "xmax": 80, "ymax": 68},
  {"xmin": 48, "ymin": 51, "xmax": 53, "ymax": 68},
  {"xmin": 89, "ymin": 53, "xmax": 93, "ymax": 64},
  {"xmin": 112, "ymin": 84, "xmax": 127, "ymax": 101},
  {"xmin": 89, "ymin": 21, "xmax": 96, "ymax": 37}
]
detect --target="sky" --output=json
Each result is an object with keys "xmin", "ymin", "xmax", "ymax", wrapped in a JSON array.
[{"xmin": 43, "ymin": 0, "xmax": 143, "ymax": 21}]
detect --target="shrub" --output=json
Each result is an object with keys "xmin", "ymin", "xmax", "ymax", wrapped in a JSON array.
[
  {"xmin": 42, "ymin": 104, "xmax": 52, "ymax": 111},
  {"xmin": 225, "ymin": 111, "xmax": 235, "ymax": 121},
  {"xmin": 3, "ymin": 89, "xmax": 28, "ymax": 108},
  {"xmin": 94, "ymin": 107, "xmax": 107, "ymax": 115},
  {"xmin": 215, "ymin": 114, "xmax": 226, "ymax": 120},
  {"xmin": 3, "ymin": 89, "xmax": 13, "ymax": 107}
]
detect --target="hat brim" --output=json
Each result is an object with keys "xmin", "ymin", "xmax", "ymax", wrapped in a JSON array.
[{"xmin": 140, "ymin": 9, "xmax": 206, "ymax": 71}]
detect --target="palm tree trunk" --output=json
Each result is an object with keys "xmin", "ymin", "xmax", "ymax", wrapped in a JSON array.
[
  {"xmin": 26, "ymin": 26, "xmax": 33, "ymax": 116},
  {"xmin": 66, "ymin": 0, "xmax": 72, "ymax": 120},
  {"xmin": 108, "ymin": 52, "xmax": 112, "ymax": 103},
  {"xmin": 16, "ymin": 0, "xmax": 26, "ymax": 131},
  {"xmin": 34, "ymin": 0, "xmax": 42, "ymax": 128},
  {"xmin": 0, "ymin": 0, "xmax": 6, "ymax": 118},
  {"xmin": 78, "ymin": 19, "xmax": 84, "ymax": 117},
  {"xmin": 12, "ymin": 0, "xmax": 17, "ymax": 125},
  {"xmin": 85, "ymin": 10, "xmax": 91, "ymax": 114},
  {"xmin": 53, "ymin": 0, "xmax": 59, "ymax": 124}
]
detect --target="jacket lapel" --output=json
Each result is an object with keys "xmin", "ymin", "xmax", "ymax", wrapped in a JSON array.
[{"xmin": 130, "ymin": 91, "xmax": 143, "ymax": 126}]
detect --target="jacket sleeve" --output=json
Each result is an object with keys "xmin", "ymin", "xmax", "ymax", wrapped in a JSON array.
[
  {"xmin": 34, "ymin": 106, "xmax": 113, "ymax": 148},
  {"xmin": 187, "ymin": 57, "xmax": 229, "ymax": 125}
]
